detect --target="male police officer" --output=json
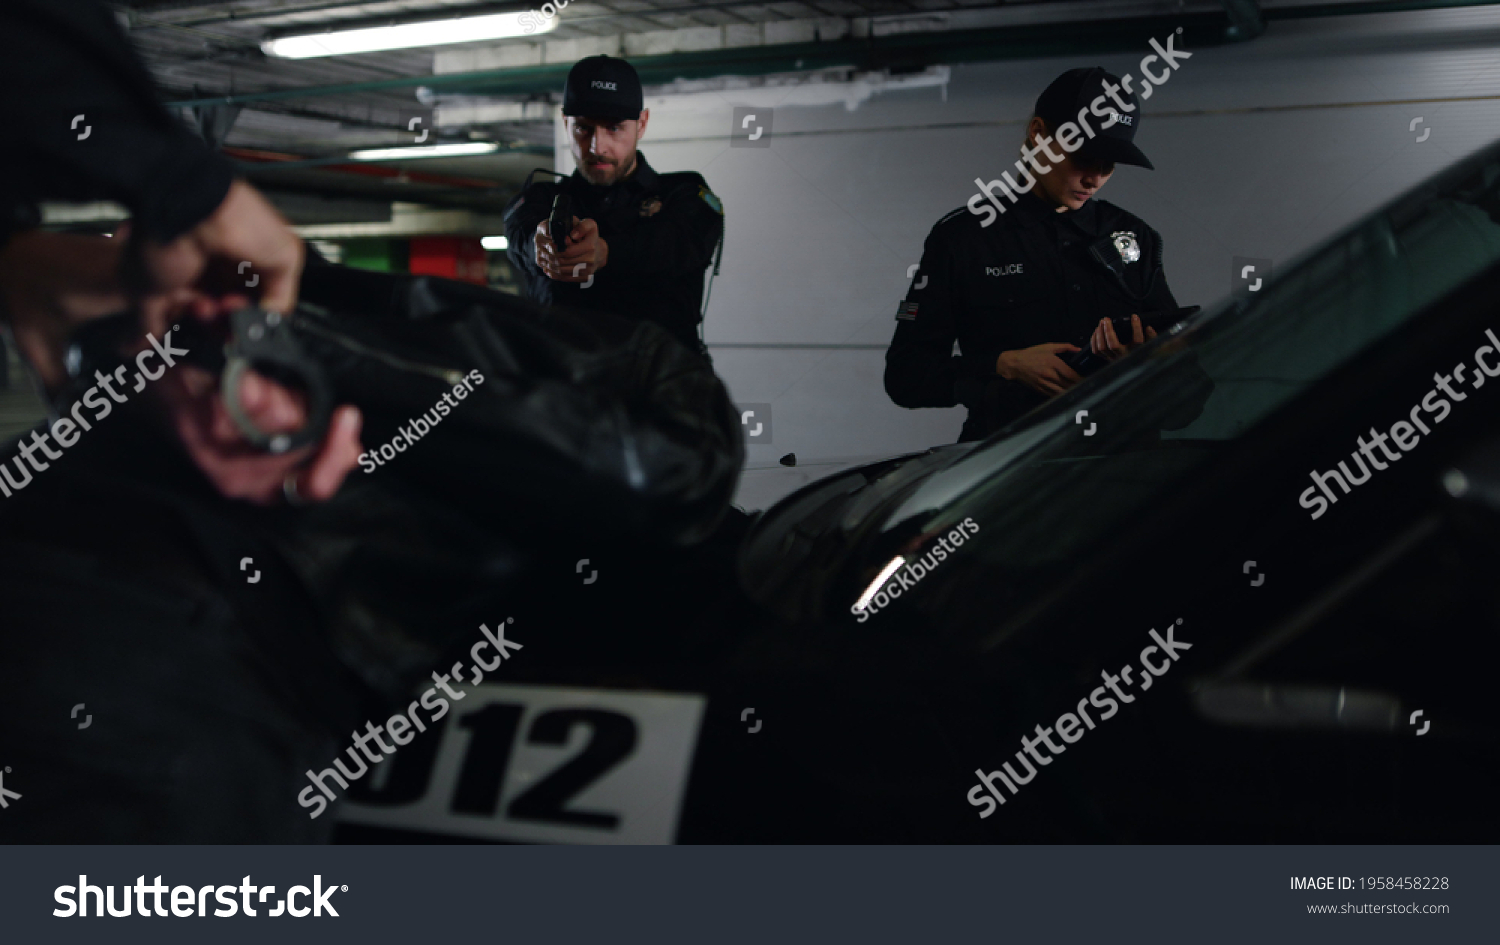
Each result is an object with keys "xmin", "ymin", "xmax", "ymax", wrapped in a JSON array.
[
  {"xmin": 504, "ymin": 55, "xmax": 724, "ymax": 353},
  {"xmin": 885, "ymin": 67, "xmax": 1193, "ymax": 442}
]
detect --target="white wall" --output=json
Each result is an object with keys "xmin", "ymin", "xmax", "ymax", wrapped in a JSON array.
[{"xmin": 571, "ymin": 6, "xmax": 1500, "ymax": 482}]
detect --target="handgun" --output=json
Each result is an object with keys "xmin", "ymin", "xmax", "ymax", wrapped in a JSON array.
[
  {"xmin": 548, "ymin": 193, "xmax": 574, "ymax": 252},
  {"xmin": 1066, "ymin": 305, "xmax": 1200, "ymax": 375}
]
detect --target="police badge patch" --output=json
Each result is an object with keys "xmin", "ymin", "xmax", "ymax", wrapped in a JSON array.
[
  {"xmin": 698, "ymin": 186, "xmax": 723, "ymax": 215},
  {"xmin": 1111, "ymin": 230, "xmax": 1141, "ymax": 264}
]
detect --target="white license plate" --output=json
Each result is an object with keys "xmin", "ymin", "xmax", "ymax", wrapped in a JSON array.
[{"xmin": 338, "ymin": 683, "xmax": 706, "ymax": 845}]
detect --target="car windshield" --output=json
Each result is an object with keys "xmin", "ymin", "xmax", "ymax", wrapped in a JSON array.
[{"xmin": 873, "ymin": 140, "xmax": 1500, "ymax": 572}]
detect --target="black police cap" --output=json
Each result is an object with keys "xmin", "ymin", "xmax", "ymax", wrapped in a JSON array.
[
  {"xmin": 1034, "ymin": 66, "xmax": 1153, "ymax": 170},
  {"xmin": 562, "ymin": 55, "xmax": 644, "ymax": 121}
]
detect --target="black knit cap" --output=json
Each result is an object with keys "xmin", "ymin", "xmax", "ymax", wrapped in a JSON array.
[
  {"xmin": 1034, "ymin": 67, "xmax": 1153, "ymax": 170},
  {"xmin": 562, "ymin": 55, "xmax": 644, "ymax": 121}
]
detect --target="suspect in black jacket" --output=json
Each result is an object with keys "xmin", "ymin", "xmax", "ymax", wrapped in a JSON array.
[{"xmin": 0, "ymin": 0, "xmax": 234, "ymax": 249}]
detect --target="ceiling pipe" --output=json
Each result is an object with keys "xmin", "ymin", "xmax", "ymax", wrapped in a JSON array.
[
  {"xmin": 164, "ymin": 0, "xmax": 1500, "ymax": 110},
  {"xmin": 226, "ymin": 143, "xmax": 547, "ymax": 173},
  {"xmin": 166, "ymin": 11, "xmax": 1235, "ymax": 108},
  {"xmin": 133, "ymin": 0, "xmax": 530, "ymax": 30}
]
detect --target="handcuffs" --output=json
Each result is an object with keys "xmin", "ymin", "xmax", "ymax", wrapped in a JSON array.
[{"xmin": 179, "ymin": 305, "xmax": 334, "ymax": 455}]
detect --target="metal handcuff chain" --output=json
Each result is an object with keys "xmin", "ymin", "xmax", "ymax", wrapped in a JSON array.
[
  {"xmin": 217, "ymin": 303, "xmax": 469, "ymax": 456},
  {"xmin": 215, "ymin": 306, "xmax": 333, "ymax": 455}
]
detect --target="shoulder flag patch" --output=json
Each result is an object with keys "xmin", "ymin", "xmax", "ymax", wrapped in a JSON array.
[
  {"xmin": 895, "ymin": 300, "xmax": 919, "ymax": 321},
  {"xmin": 698, "ymin": 186, "xmax": 723, "ymax": 215}
]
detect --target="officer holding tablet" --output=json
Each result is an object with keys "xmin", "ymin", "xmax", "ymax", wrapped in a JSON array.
[{"xmin": 885, "ymin": 67, "xmax": 1188, "ymax": 442}]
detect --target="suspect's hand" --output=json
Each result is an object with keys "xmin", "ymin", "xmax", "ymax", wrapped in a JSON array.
[
  {"xmin": 0, "ymin": 186, "xmax": 354, "ymax": 506},
  {"xmin": 996, "ymin": 343, "xmax": 1083, "ymax": 397},
  {"xmin": 1089, "ymin": 314, "xmax": 1156, "ymax": 362},
  {"xmin": 1, "ymin": 181, "xmax": 302, "ymax": 389},
  {"xmin": 534, "ymin": 217, "xmax": 608, "ymax": 282},
  {"xmin": 129, "ymin": 179, "xmax": 305, "ymax": 337},
  {"xmin": 156, "ymin": 354, "xmax": 364, "ymax": 506}
]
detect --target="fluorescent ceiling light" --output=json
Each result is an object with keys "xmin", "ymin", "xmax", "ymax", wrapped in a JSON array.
[
  {"xmin": 262, "ymin": 13, "xmax": 555, "ymax": 59},
  {"xmin": 853, "ymin": 556, "xmax": 907, "ymax": 613},
  {"xmin": 480, "ymin": 235, "xmax": 509, "ymax": 251},
  {"xmin": 346, "ymin": 141, "xmax": 499, "ymax": 162}
]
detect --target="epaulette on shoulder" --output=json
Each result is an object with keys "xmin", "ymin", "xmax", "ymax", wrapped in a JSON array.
[
  {"xmin": 933, "ymin": 203, "xmax": 1003, "ymax": 237},
  {"xmin": 658, "ymin": 170, "xmax": 709, "ymax": 190},
  {"xmin": 659, "ymin": 172, "xmax": 721, "ymax": 215}
]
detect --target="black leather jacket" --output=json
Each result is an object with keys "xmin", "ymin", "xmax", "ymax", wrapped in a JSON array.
[{"xmin": 0, "ymin": 266, "xmax": 743, "ymax": 841}]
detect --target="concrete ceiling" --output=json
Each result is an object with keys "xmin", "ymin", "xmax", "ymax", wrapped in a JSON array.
[{"xmin": 108, "ymin": 0, "xmax": 1425, "ymax": 227}]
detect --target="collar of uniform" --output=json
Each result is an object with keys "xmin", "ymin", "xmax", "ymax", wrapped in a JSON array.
[
  {"xmin": 1064, "ymin": 197, "xmax": 1101, "ymax": 236},
  {"xmin": 1011, "ymin": 189, "xmax": 1054, "ymax": 229},
  {"xmin": 1014, "ymin": 189, "xmax": 1102, "ymax": 236},
  {"xmin": 627, "ymin": 151, "xmax": 659, "ymax": 191}
]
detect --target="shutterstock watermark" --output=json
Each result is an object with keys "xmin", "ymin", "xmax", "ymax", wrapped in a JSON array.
[
  {"xmin": 1307, "ymin": 902, "xmax": 1449, "ymax": 915},
  {"xmin": 966, "ymin": 30, "xmax": 1192, "ymax": 227},
  {"xmin": 0, "ymin": 327, "xmax": 188, "ymax": 499},
  {"xmin": 1300, "ymin": 326, "xmax": 1500, "ymax": 519},
  {"xmin": 298, "ymin": 618, "xmax": 523, "ymax": 818},
  {"xmin": 358, "ymin": 369, "xmax": 485, "ymax": 473},
  {"xmin": 0, "ymin": 766, "xmax": 18, "ymax": 808},
  {"xmin": 967, "ymin": 620, "xmax": 1191, "ymax": 817},
  {"xmin": 54, "ymin": 875, "xmax": 344, "ymax": 917}
]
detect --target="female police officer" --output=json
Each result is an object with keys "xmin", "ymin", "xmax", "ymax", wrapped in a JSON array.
[{"xmin": 885, "ymin": 67, "xmax": 1198, "ymax": 442}]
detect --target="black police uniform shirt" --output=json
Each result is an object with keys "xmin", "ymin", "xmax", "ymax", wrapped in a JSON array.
[
  {"xmin": 503, "ymin": 152, "xmax": 724, "ymax": 352},
  {"xmin": 884, "ymin": 190, "xmax": 1181, "ymax": 442}
]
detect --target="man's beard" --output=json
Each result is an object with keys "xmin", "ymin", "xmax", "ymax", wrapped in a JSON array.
[
  {"xmin": 581, "ymin": 161, "xmax": 617, "ymax": 185},
  {"xmin": 580, "ymin": 152, "xmax": 636, "ymax": 186}
]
